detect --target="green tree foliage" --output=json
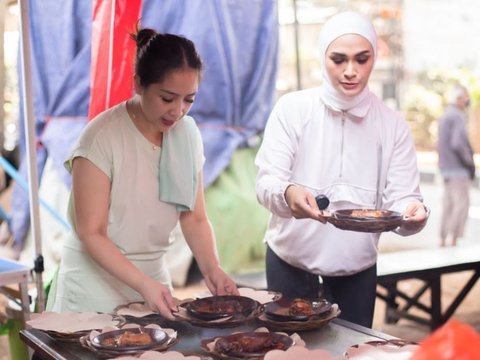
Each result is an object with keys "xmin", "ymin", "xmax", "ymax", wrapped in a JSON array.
[{"xmin": 404, "ymin": 68, "xmax": 480, "ymax": 151}]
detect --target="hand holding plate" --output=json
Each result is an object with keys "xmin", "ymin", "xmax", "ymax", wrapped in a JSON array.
[
  {"xmin": 138, "ymin": 278, "xmax": 177, "ymax": 321},
  {"xmin": 285, "ymin": 185, "xmax": 327, "ymax": 222},
  {"xmin": 400, "ymin": 200, "xmax": 429, "ymax": 232}
]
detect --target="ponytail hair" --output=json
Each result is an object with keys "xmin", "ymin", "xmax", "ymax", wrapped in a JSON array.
[{"xmin": 130, "ymin": 26, "xmax": 203, "ymax": 88}]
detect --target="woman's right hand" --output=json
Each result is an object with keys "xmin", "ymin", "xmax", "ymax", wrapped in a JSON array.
[
  {"xmin": 139, "ymin": 278, "xmax": 178, "ymax": 321},
  {"xmin": 285, "ymin": 185, "xmax": 327, "ymax": 223}
]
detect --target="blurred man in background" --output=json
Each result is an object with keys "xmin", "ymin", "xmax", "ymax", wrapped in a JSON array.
[{"xmin": 437, "ymin": 84, "xmax": 476, "ymax": 247}]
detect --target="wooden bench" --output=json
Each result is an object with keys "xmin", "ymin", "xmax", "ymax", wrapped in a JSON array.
[
  {"xmin": 230, "ymin": 244, "xmax": 480, "ymax": 331},
  {"xmin": 376, "ymin": 244, "xmax": 480, "ymax": 330}
]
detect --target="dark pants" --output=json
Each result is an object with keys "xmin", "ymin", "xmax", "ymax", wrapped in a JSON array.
[{"xmin": 266, "ymin": 245, "xmax": 377, "ymax": 328}]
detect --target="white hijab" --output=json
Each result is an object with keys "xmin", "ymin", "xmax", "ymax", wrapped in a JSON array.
[{"xmin": 318, "ymin": 11, "xmax": 377, "ymax": 117}]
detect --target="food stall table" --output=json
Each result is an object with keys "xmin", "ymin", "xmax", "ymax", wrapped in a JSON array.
[
  {"xmin": 20, "ymin": 318, "xmax": 397, "ymax": 359},
  {"xmin": 0, "ymin": 257, "xmax": 31, "ymax": 321},
  {"xmin": 0, "ymin": 257, "xmax": 32, "ymax": 359}
]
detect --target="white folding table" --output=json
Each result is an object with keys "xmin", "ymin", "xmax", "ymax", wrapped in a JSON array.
[{"xmin": 0, "ymin": 257, "xmax": 31, "ymax": 323}]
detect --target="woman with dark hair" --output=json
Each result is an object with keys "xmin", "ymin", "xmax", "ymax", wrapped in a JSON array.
[{"xmin": 47, "ymin": 28, "xmax": 238, "ymax": 319}]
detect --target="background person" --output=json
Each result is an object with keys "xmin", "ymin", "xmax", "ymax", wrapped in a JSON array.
[
  {"xmin": 255, "ymin": 11, "xmax": 428, "ymax": 328},
  {"xmin": 46, "ymin": 28, "xmax": 238, "ymax": 319},
  {"xmin": 437, "ymin": 85, "xmax": 475, "ymax": 247}
]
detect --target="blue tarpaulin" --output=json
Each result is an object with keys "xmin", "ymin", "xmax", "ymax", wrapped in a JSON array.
[{"xmin": 10, "ymin": 0, "xmax": 278, "ymax": 249}]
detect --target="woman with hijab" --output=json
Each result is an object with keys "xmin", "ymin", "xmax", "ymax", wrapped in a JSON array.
[{"xmin": 255, "ymin": 11, "xmax": 428, "ymax": 327}]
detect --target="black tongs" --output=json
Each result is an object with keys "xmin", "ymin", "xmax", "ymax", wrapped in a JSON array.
[{"xmin": 315, "ymin": 195, "xmax": 330, "ymax": 210}]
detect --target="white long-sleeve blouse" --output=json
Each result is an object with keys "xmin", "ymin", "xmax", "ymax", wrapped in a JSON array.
[{"xmin": 255, "ymin": 87, "xmax": 423, "ymax": 276}]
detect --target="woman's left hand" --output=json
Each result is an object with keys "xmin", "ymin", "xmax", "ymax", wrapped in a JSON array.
[
  {"xmin": 203, "ymin": 267, "xmax": 239, "ymax": 296},
  {"xmin": 401, "ymin": 201, "xmax": 429, "ymax": 232}
]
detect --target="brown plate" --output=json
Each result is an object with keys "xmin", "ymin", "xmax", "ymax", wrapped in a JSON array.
[
  {"xmin": 185, "ymin": 295, "xmax": 259, "ymax": 321},
  {"xmin": 27, "ymin": 312, "xmax": 125, "ymax": 342},
  {"xmin": 90, "ymin": 327, "xmax": 168, "ymax": 351},
  {"xmin": 324, "ymin": 209, "xmax": 403, "ymax": 233},
  {"xmin": 80, "ymin": 327, "xmax": 177, "ymax": 358},
  {"xmin": 258, "ymin": 303, "xmax": 341, "ymax": 332},
  {"xmin": 43, "ymin": 329, "xmax": 92, "ymax": 342},
  {"xmin": 265, "ymin": 298, "xmax": 332, "ymax": 322},
  {"xmin": 201, "ymin": 331, "xmax": 294, "ymax": 358},
  {"xmin": 333, "ymin": 209, "xmax": 403, "ymax": 221}
]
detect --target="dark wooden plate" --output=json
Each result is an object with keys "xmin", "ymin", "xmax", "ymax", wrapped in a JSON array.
[
  {"xmin": 185, "ymin": 295, "xmax": 259, "ymax": 321},
  {"xmin": 201, "ymin": 331, "xmax": 294, "ymax": 358},
  {"xmin": 265, "ymin": 298, "xmax": 332, "ymax": 322},
  {"xmin": 257, "ymin": 303, "xmax": 340, "ymax": 332},
  {"xmin": 333, "ymin": 209, "xmax": 403, "ymax": 221},
  {"xmin": 324, "ymin": 209, "xmax": 404, "ymax": 233},
  {"xmin": 90, "ymin": 327, "xmax": 168, "ymax": 351}
]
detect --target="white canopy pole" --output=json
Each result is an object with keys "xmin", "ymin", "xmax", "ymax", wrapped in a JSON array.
[{"xmin": 18, "ymin": 0, "xmax": 45, "ymax": 312}]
